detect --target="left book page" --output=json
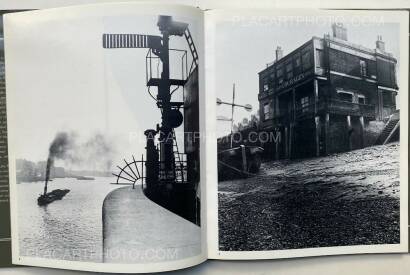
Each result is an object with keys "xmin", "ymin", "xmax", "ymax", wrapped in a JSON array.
[{"xmin": 5, "ymin": 3, "xmax": 206, "ymax": 273}]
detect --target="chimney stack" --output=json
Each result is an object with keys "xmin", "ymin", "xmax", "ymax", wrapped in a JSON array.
[
  {"xmin": 276, "ymin": 46, "xmax": 283, "ymax": 61},
  {"xmin": 376, "ymin": 35, "xmax": 385, "ymax": 51},
  {"xmin": 331, "ymin": 23, "xmax": 347, "ymax": 41}
]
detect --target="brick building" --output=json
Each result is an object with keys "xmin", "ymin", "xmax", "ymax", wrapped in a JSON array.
[{"xmin": 258, "ymin": 23, "xmax": 398, "ymax": 159}]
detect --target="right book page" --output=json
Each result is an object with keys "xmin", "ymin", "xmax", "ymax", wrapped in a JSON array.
[{"xmin": 205, "ymin": 8, "xmax": 409, "ymax": 260}]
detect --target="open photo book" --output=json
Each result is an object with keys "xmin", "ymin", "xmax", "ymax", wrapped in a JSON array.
[{"xmin": 2, "ymin": 2, "xmax": 409, "ymax": 273}]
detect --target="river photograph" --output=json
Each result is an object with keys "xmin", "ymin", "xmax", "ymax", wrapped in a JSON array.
[
  {"xmin": 17, "ymin": 177, "xmax": 122, "ymax": 262},
  {"xmin": 6, "ymin": 5, "xmax": 203, "ymax": 269}
]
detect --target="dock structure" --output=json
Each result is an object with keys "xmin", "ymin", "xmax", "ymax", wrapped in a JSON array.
[
  {"xmin": 102, "ymin": 186, "xmax": 201, "ymax": 263},
  {"xmin": 104, "ymin": 15, "xmax": 200, "ymax": 225}
]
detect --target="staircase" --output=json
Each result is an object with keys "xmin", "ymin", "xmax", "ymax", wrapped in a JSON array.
[{"xmin": 374, "ymin": 111, "xmax": 400, "ymax": 145}]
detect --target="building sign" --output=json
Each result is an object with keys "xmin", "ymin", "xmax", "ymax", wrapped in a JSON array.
[{"xmin": 277, "ymin": 72, "xmax": 309, "ymax": 91}]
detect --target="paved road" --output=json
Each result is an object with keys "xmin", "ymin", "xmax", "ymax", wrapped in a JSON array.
[{"xmin": 219, "ymin": 142, "xmax": 400, "ymax": 251}]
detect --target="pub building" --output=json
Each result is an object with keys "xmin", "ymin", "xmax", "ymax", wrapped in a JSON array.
[{"xmin": 258, "ymin": 23, "xmax": 398, "ymax": 159}]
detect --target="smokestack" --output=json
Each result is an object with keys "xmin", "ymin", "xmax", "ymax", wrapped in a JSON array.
[
  {"xmin": 376, "ymin": 35, "xmax": 385, "ymax": 52},
  {"xmin": 44, "ymin": 132, "xmax": 71, "ymax": 194},
  {"xmin": 331, "ymin": 23, "xmax": 347, "ymax": 41},
  {"xmin": 276, "ymin": 46, "xmax": 283, "ymax": 61},
  {"xmin": 44, "ymin": 157, "xmax": 53, "ymax": 195}
]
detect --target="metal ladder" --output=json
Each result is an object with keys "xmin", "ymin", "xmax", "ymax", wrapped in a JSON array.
[
  {"xmin": 184, "ymin": 28, "xmax": 198, "ymax": 71},
  {"xmin": 172, "ymin": 129, "xmax": 185, "ymax": 183}
]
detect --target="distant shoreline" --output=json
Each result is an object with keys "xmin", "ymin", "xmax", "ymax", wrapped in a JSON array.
[{"xmin": 16, "ymin": 175, "xmax": 113, "ymax": 184}]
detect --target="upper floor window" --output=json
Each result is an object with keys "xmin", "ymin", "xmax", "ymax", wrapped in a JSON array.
[
  {"xmin": 302, "ymin": 52, "xmax": 311, "ymax": 70},
  {"xmin": 360, "ymin": 60, "xmax": 368, "ymax": 77},
  {"xmin": 286, "ymin": 62, "xmax": 293, "ymax": 79},
  {"xmin": 277, "ymin": 66, "xmax": 284, "ymax": 84},
  {"xmin": 338, "ymin": 91, "xmax": 353, "ymax": 102},
  {"xmin": 382, "ymin": 91, "xmax": 394, "ymax": 107},
  {"xmin": 294, "ymin": 55, "xmax": 301, "ymax": 68},
  {"xmin": 276, "ymin": 66, "xmax": 283, "ymax": 77},
  {"xmin": 315, "ymin": 49, "xmax": 324, "ymax": 68},
  {"xmin": 358, "ymin": 95, "xmax": 366, "ymax": 104},
  {"xmin": 263, "ymin": 83, "xmax": 269, "ymax": 92},
  {"xmin": 263, "ymin": 102, "xmax": 271, "ymax": 120}
]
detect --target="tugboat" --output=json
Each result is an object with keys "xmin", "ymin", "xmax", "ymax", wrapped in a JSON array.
[
  {"xmin": 37, "ymin": 176, "xmax": 69, "ymax": 206},
  {"xmin": 37, "ymin": 189, "xmax": 70, "ymax": 206}
]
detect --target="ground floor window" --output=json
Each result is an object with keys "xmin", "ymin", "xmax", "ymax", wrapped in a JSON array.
[{"xmin": 300, "ymin": 96, "xmax": 310, "ymax": 112}]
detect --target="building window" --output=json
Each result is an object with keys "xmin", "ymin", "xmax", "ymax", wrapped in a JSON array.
[
  {"xmin": 358, "ymin": 95, "xmax": 366, "ymax": 104},
  {"xmin": 269, "ymin": 73, "xmax": 275, "ymax": 87},
  {"xmin": 300, "ymin": 96, "xmax": 310, "ymax": 112},
  {"xmin": 315, "ymin": 49, "xmax": 324, "ymax": 68},
  {"xmin": 360, "ymin": 60, "xmax": 367, "ymax": 77},
  {"xmin": 294, "ymin": 55, "xmax": 301, "ymax": 68},
  {"xmin": 302, "ymin": 51, "xmax": 311, "ymax": 70},
  {"xmin": 263, "ymin": 83, "xmax": 269, "ymax": 92},
  {"xmin": 382, "ymin": 91, "xmax": 394, "ymax": 107},
  {"xmin": 276, "ymin": 66, "xmax": 283, "ymax": 77},
  {"xmin": 263, "ymin": 102, "xmax": 271, "ymax": 120},
  {"xmin": 277, "ymin": 66, "xmax": 284, "ymax": 84},
  {"xmin": 286, "ymin": 62, "xmax": 293, "ymax": 79},
  {"xmin": 338, "ymin": 91, "xmax": 353, "ymax": 102}
]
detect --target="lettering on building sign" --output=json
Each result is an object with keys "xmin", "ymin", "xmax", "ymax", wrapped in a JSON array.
[{"xmin": 277, "ymin": 72, "xmax": 308, "ymax": 91}]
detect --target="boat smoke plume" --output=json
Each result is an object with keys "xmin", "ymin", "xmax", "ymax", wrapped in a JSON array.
[
  {"xmin": 44, "ymin": 131, "xmax": 114, "ymax": 194},
  {"xmin": 44, "ymin": 132, "xmax": 73, "ymax": 194}
]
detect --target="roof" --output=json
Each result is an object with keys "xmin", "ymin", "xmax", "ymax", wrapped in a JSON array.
[{"xmin": 259, "ymin": 34, "xmax": 397, "ymax": 76}]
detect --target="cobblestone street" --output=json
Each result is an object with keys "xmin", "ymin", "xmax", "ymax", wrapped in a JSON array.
[{"xmin": 218, "ymin": 142, "xmax": 400, "ymax": 251}]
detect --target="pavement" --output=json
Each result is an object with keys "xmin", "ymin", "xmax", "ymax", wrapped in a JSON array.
[
  {"xmin": 102, "ymin": 186, "xmax": 201, "ymax": 263},
  {"xmin": 218, "ymin": 142, "xmax": 400, "ymax": 251}
]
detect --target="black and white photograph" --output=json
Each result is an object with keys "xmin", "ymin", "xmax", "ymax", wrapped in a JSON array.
[
  {"xmin": 1, "ymin": 3, "xmax": 409, "ymax": 274},
  {"xmin": 5, "ymin": 4, "xmax": 203, "ymax": 272},
  {"xmin": 212, "ymin": 10, "xmax": 408, "ymax": 255}
]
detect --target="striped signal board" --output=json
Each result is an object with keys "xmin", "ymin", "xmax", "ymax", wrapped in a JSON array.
[{"xmin": 102, "ymin": 34, "xmax": 162, "ymax": 49}]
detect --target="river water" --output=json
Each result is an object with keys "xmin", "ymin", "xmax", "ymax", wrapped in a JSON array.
[{"xmin": 17, "ymin": 177, "xmax": 122, "ymax": 262}]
